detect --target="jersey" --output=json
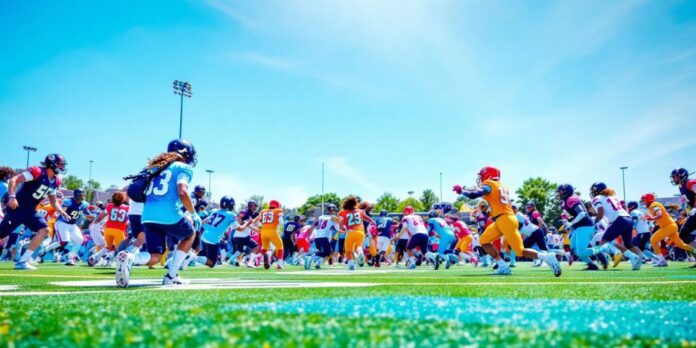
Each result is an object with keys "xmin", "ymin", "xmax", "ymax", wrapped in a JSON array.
[
  {"xmin": 105, "ymin": 203, "xmax": 130, "ymax": 231},
  {"xmin": 142, "ymin": 162, "xmax": 194, "ymax": 225},
  {"xmin": 128, "ymin": 199, "xmax": 144, "ymax": 216},
  {"xmin": 235, "ymin": 209, "xmax": 259, "ymax": 238},
  {"xmin": 375, "ymin": 217, "xmax": 394, "ymax": 238},
  {"xmin": 297, "ymin": 225, "xmax": 312, "ymax": 240},
  {"xmin": 57, "ymin": 198, "xmax": 90, "ymax": 225},
  {"xmin": 427, "ymin": 217, "xmax": 455, "ymax": 237},
  {"xmin": 562, "ymin": 195, "xmax": 593, "ymax": 228},
  {"xmin": 516, "ymin": 212, "xmax": 538, "ymax": 236},
  {"xmin": 283, "ymin": 221, "xmax": 301, "ymax": 239},
  {"xmin": 526, "ymin": 210, "xmax": 542, "ymax": 224},
  {"xmin": 259, "ymin": 208, "xmax": 283, "ymax": 231},
  {"xmin": 591, "ymin": 195, "xmax": 629, "ymax": 224},
  {"xmin": 481, "ymin": 180, "xmax": 513, "ymax": 217},
  {"xmin": 201, "ymin": 209, "xmax": 239, "ymax": 244},
  {"xmin": 630, "ymin": 209, "xmax": 651, "ymax": 234},
  {"xmin": 339, "ymin": 209, "xmax": 366, "ymax": 233},
  {"xmin": 451, "ymin": 220, "xmax": 471, "ymax": 238},
  {"xmin": 314, "ymin": 215, "xmax": 339, "ymax": 239},
  {"xmin": 679, "ymin": 179, "xmax": 696, "ymax": 209},
  {"xmin": 16, "ymin": 167, "xmax": 61, "ymax": 210},
  {"xmin": 648, "ymin": 202, "xmax": 675, "ymax": 228},
  {"xmin": 401, "ymin": 214, "xmax": 427, "ymax": 235}
]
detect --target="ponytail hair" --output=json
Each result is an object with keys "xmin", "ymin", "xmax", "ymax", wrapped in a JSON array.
[{"xmin": 147, "ymin": 152, "xmax": 184, "ymax": 170}]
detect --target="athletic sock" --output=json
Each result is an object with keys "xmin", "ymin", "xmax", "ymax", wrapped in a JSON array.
[
  {"xmin": 19, "ymin": 249, "xmax": 35, "ymax": 263},
  {"xmin": 197, "ymin": 256, "xmax": 208, "ymax": 265},
  {"xmin": 168, "ymin": 250, "xmax": 188, "ymax": 277},
  {"xmin": 134, "ymin": 252, "xmax": 151, "ymax": 265}
]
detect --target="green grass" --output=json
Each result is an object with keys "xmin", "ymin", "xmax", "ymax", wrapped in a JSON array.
[{"xmin": 1, "ymin": 261, "xmax": 695, "ymax": 347}]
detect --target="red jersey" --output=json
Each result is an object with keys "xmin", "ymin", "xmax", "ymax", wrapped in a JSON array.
[
  {"xmin": 452, "ymin": 220, "xmax": 471, "ymax": 238},
  {"xmin": 105, "ymin": 203, "xmax": 130, "ymax": 231}
]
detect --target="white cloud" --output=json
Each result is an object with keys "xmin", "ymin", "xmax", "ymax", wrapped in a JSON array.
[
  {"xmin": 322, "ymin": 156, "xmax": 380, "ymax": 196},
  {"xmin": 190, "ymin": 172, "xmax": 311, "ymax": 208}
]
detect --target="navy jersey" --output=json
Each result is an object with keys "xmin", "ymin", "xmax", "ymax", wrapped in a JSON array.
[
  {"xmin": 680, "ymin": 179, "xmax": 696, "ymax": 208},
  {"xmin": 283, "ymin": 221, "xmax": 301, "ymax": 239},
  {"xmin": 375, "ymin": 217, "xmax": 394, "ymax": 238},
  {"xmin": 57, "ymin": 198, "xmax": 90, "ymax": 225},
  {"xmin": 562, "ymin": 195, "xmax": 593, "ymax": 228},
  {"xmin": 16, "ymin": 167, "xmax": 61, "ymax": 210}
]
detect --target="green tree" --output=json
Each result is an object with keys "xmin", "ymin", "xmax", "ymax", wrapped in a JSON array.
[
  {"xmin": 87, "ymin": 179, "xmax": 101, "ymax": 191},
  {"xmin": 374, "ymin": 192, "xmax": 399, "ymax": 212},
  {"xmin": 242, "ymin": 195, "xmax": 264, "ymax": 212},
  {"xmin": 396, "ymin": 197, "xmax": 425, "ymax": 213},
  {"xmin": 419, "ymin": 189, "xmax": 438, "ymax": 210},
  {"xmin": 298, "ymin": 193, "xmax": 341, "ymax": 216},
  {"xmin": 515, "ymin": 177, "xmax": 561, "ymax": 225},
  {"xmin": 63, "ymin": 175, "xmax": 84, "ymax": 190}
]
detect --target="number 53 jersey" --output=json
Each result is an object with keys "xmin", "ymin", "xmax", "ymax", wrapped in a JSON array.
[{"xmin": 142, "ymin": 162, "xmax": 193, "ymax": 225}]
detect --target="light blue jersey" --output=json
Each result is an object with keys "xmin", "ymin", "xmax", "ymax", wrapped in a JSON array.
[
  {"xmin": 201, "ymin": 209, "xmax": 239, "ymax": 244},
  {"xmin": 142, "ymin": 162, "xmax": 193, "ymax": 225},
  {"xmin": 427, "ymin": 217, "xmax": 454, "ymax": 238}
]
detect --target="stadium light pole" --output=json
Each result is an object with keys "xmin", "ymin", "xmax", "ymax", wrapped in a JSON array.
[
  {"xmin": 408, "ymin": 191, "xmax": 414, "ymax": 199},
  {"xmin": 439, "ymin": 172, "xmax": 443, "ymax": 203},
  {"xmin": 206, "ymin": 169, "xmax": 214, "ymax": 201},
  {"xmin": 23, "ymin": 146, "xmax": 37, "ymax": 168},
  {"xmin": 620, "ymin": 166, "xmax": 628, "ymax": 202},
  {"xmin": 321, "ymin": 162, "xmax": 325, "ymax": 215},
  {"xmin": 173, "ymin": 80, "xmax": 192, "ymax": 138}
]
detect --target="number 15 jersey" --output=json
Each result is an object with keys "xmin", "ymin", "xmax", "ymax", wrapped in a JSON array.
[{"xmin": 142, "ymin": 162, "xmax": 193, "ymax": 225}]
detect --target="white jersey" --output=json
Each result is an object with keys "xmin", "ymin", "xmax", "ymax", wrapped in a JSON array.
[
  {"xmin": 591, "ymin": 195, "xmax": 629, "ymax": 224},
  {"xmin": 516, "ymin": 212, "xmax": 538, "ymax": 237},
  {"xmin": 630, "ymin": 210, "xmax": 651, "ymax": 234},
  {"xmin": 401, "ymin": 214, "xmax": 428, "ymax": 235},
  {"xmin": 472, "ymin": 233, "xmax": 480, "ymax": 247},
  {"xmin": 128, "ymin": 199, "xmax": 144, "ymax": 216},
  {"xmin": 314, "ymin": 215, "xmax": 339, "ymax": 239}
]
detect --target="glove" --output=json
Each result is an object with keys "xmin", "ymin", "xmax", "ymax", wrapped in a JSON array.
[
  {"xmin": 452, "ymin": 185, "xmax": 463, "ymax": 194},
  {"xmin": 192, "ymin": 214, "xmax": 202, "ymax": 231}
]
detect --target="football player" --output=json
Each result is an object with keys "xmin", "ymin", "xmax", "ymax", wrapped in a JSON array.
[
  {"xmin": 393, "ymin": 205, "xmax": 433, "ymax": 270},
  {"xmin": 447, "ymin": 213, "xmax": 478, "ymax": 266},
  {"xmin": 374, "ymin": 210, "xmax": 394, "ymax": 268},
  {"xmin": 589, "ymin": 182, "xmax": 646, "ymax": 270},
  {"xmin": 282, "ymin": 215, "xmax": 301, "ymax": 261},
  {"xmin": 670, "ymin": 168, "xmax": 696, "ymax": 253},
  {"xmin": 0, "ymin": 154, "xmax": 70, "ymax": 270},
  {"xmin": 89, "ymin": 191, "xmax": 130, "ymax": 266},
  {"xmin": 627, "ymin": 201, "xmax": 656, "ymax": 262},
  {"xmin": 115, "ymin": 139, "xmax": 200, "ymax": 287},
  {"xmin": 197, "ymin": 196, "xmax": 249, "ymax": 267},
  {"xmin": 426, "ymin": 210, "xmax": 458, "ymax": 269},
  {"xmin": 453, "ymin": 166, "xmax": 561, "ymax": 276},
  {"xmin": 229, "ymin": 200, "xmax": 260, "ymax": 267},
  {"xmin": 252, "ymin": 199, "xmax": 285, "ymax": 270},
  {"xmin": 306, "ymin": 204, "xmax": 341, "ymax": 269},
  {"xmin": 641, "ymin": 193, "xmax": 694, "ymax": 267},
  {"xmin": 557, "ymin": 184, "xmax": 606, "ymax": 270},
  {"xmin": 338, "ymin": 195, "xmax": 375, "ymax": 270}
]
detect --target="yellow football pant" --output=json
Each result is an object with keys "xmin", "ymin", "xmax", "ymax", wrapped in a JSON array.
[
  {"xmin": 479, "ymin": 214, "xmax": 524, "ymax": 255},
  {"xmin": 104, "ymin": 228, "xmax": 126, "ymax": 250},
  {"xmin": 456, "ymin": 235, "xmax": 473, "ymax": 252},
  {"xmin": 651, "ymin": 223, "xmax": 694, "ymax": 253},
  {"xmin": 344, "ymin": 231, "xmax": 365, "ymax": 260},
  {"xmin": 260, "ymin": 228, "xmax": 284, "ymax": 256}
]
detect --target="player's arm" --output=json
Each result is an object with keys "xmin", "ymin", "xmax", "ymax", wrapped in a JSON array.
[
  {"xmin": 592, "ymin": 200, "xmax": 604, "ymax": 221},
  {"xmin": 6, "ymin": 172, "xmax": 29, "ymax": 210},
  {"xmin": 361, "ymin": 211, "xmax": 375, "ymax": 225},
  {"xmin": 534, "ymin": 213, "xmax": 547, "ymax": 229},
  {"xmin": 91, "ymin": 211, "xmax": 107, "ymax": 226},
  {"xmin": 49, "ymin": 194, "xmax": 70, "ymax": 220},
  {"xmin": 453, "ymin": 184, "xmax": 491, "ymax": 199},
  {"xmin": 650, "ymin": 206, "xmax": 663, "ymax": 220}
]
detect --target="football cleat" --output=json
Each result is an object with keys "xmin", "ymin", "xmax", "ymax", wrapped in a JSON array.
[
  {"xmin": 613, "ymin": 253, "xmax": 622, "ymax": 268},
  {"xmin": 163, "ymin": 273, "xmax": 189, "ymax": 285},
  {"xmin": 357, "ymin": 253, "xmax": 365, "ymax": 267},
  {"xmin": 304, "ymin": 256, "xmax": 312, "ymax": 270},
  {"xmin": 115, "ymin": 251, "xmax": 134, "ymax": 288},
  {"xmin": 543, "ymin": 253, "xmax": 562, "ymax": 277},
  {"xmin": 87, "ymin": 255, "xmax": 98, "ymax": 267},
  {"xmin": 262, "ymin": 253, "xmax": 270, "ymax": 270},
  {"xmin": 629, "ymin": 255, "xmax": 642, "ymax": 271},
  {"xmin": 584, "ymin": 263, "xmax": 599, "ymax": 271},
  {"xmin": 64, "ymin": 258, "xmax": 77, "ymax": 266},
  {"xmin": 434, "ymin": 255, "xmax": 440, "ymax": 270},
  {"xmin": 276, "ymin": 263, "xmax": 284, "ymax": 270},
  {"xmin": 653, "ymin": 260, "xmax": 668, "ymax": 267},
  {"xmin": 15, "ymin": 262, "xmax": 37, "ymax": 270},
  {"xmin": 493, "ymin": 266, "xmax": 511, "ymax": 275}
]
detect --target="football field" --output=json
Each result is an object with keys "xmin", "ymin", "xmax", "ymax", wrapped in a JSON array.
[{"xmin": 1, "ymin": 262, "xmax": 695, "ymax": 347}]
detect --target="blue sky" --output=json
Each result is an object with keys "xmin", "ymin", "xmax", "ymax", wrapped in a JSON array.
[{"xmin": 1, "ymin": 0, "xmax": 695, "ymax": 207}]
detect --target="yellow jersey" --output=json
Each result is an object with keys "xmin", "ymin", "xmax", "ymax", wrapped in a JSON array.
[
  {"xmin": 481, "ymin": 179, "xmax": 513, "ymax": 217},
  {"xmin": 648, "ymin": 202, "xmax": 675, "ymax": 228}
]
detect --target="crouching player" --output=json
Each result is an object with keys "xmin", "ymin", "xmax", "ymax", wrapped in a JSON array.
[
  {"xmin": 197, "ymin": 196, "xmax": 249, "ymax": 267},
  {"xmin": 453, "ymin": 166, "xmax": 561, "ymax": 276},
  {"xmin": 427, "ymin": 211, "xmax": 458, "ymax": 269},
  {"xmin": 448, "ymin": 214, "xmax": 478, "ymax": 266}
]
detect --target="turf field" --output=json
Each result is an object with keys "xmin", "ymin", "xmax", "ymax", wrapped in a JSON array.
[{"xmin": 1, "ymin": 262, "xmax": 695, "ymax": 347}]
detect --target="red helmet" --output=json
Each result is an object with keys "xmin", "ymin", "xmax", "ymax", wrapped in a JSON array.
[
  {"xmin": 269, "ymin": 200, "xmax": 281, "ymax": 209},
  {"xmin": 402, "ymin": 206, "xmax": 414, "ymax": 215},
  {"xmin": 477, "ymin": 166, "xmax": 501, "ymax": 184},
  {"xmin": 640, "ymin": 193, "xmax": 655, "ymax": 206}
]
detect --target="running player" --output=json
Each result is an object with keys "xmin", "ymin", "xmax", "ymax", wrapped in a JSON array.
[
  {"xmin": 641, "ymin": 193, "xmax": 694, "ymax": 267},
  {"xmin": 453, "ymin": 166, "xmax": 560, "ymax": 276},
  {"xmin": 282, "ymin": 215, "xmax": 301, "ymax": 261},
  {"xmin": 338, "ymin": 195, "xmax": 375, "ymax": 271},
  {"xmin": 627, "ymin": 201, "xmax": 656, "ymax": 262},
  {"xmin": 670, "ymin": 168, "xmax": 696, "ymax": 253},
  {"xmin": 89, "ymin": 191, "xmax": 129, "ymax": 266},
  {"xmin": 197, "ymin": 196, "xmax": 248, "ymax": 267},
  {"xmin": 589, "ymin": 182, "xmax": 646, "ymax": 270},
  {"xmin": 252, "ymin": 199, "xmax": 285, "ymax": 270},
  {"xmin": 0, "ymin": 154, "xmax": 69, "ymax": 270},
  {"xmin": 306, "ymin": 204, "xmax": 341, "ymax": 269},
  {"xmin": 50, "ymin": 189, "xmax": 91, "ymax": 265},
  {"xmin": 557, "ymin": 184, "xmax": 606, "ymax": 270},
  {"xmin": 229, "ymin": 200, "xmax": 260, "ymax": 267},
  {"xmin": 115, "ymin": 139, "xmax": 200, "ymax": 287},
  {"xmin": 374, "ymin": 210, "xmax": 394, "ymax": 268}
]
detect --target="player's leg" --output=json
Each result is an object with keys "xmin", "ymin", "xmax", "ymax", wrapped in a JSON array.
[
  {"xmin": 259, "ymin": 230, "xmax": 272, "ymax": 269},
  {"xmin": 16, "ymin": 212, "xmax": 51, "ymax": 269},
  {"xmin": 164, "ymin": 218, "xmax": 196, "ymax": 283},
  {"xmin": 573, "ymin": 226, "xmax": 598, "ymax": 269},
  {"xmin": 678, "ymin": 214, "xmax": 696, "ymax": 248},
  {"xmin": 270, "ymin": 232, "xmax": 285, "ymax": 269},
  {"xmin": 64, "ymin": 224, "xmax": 84, "ymax": 265}
]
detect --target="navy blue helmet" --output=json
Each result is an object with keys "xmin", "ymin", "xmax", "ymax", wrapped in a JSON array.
[
  {"xmin": 671, "ymin": 168, "xmax": 689, "ymax": 186},
  {"xmin": 73, "ymin": 189, "xmax": 85, "ymax": 200},
  {"xmin": 627, "ymin": 201, "xmax": 638, "ymax": 211},
  {"xmin": 220, "ymin": 196, "xmax": 235, "ymax": 211},
  {"xmin": 432, "ymin": 202, "xmax": 452, "ymax": 214},
  {"xmin": 379, "ymin": 209, "xmax": 388, "ymax": 217},
  {"xmin": 590, "ymin": 182, "xmax": 607, "ymax": 198},
  {"xmin": 556, "ymin": 184, "xmax": 574, "ymax": 201},
  {"xmin": 293, "ymin": 215, "xmax": 301, "ymax": 223},
  {"xmin": 167, "ymin": 139, "xmax": 197, "ymax": 167},
  {"xmin": 194, "ymin": 185, "xmax": 206, "ymax": 194},
  {"xmin": 42, "ymin": 153, "xmax": 67, "ymax": 174},
  {"xmin": 428, "ymin": 211, "xmax": 438, "ymax": 218}
]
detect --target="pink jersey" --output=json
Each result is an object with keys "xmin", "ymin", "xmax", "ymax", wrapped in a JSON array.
[
  {"xmin": 297, "ymin": 225, "xmax": 312, "ymax": 240},
  {"xmin": 452, "ymin": 221, "xmax": 471, "ymax": 238}
]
